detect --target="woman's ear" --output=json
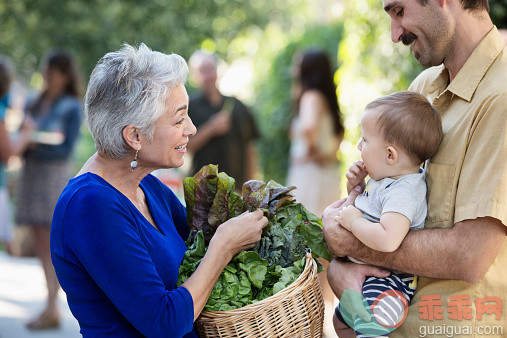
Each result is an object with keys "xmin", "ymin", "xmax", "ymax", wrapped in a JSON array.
[
  {"xmin": 122, "ymin": 125, "xmax": 142, "ymax": 151},
  {"xmin": 386, "ymin": 146, "xmax": 398, "ymax": 164}
]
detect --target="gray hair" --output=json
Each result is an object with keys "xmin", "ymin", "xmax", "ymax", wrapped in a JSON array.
[{"xmin": 85, "ymin": 43, "xmax": 189, "ymax": 159}]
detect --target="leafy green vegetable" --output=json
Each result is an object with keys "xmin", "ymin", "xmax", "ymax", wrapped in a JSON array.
[
  {"xmin": 272, "ymin": 257, "xmax": 306, "ymax": 294},
  {"xmin": 176, "ymin": 231, "xmax": 206, "ymax": 286},
  {"xmin": 242, "ymin": 179, "xmax": 296, "ymax": 217},
  {"xmin": 208, "ymin": 172, "xmax": 244, "ymax": 228},
  {"xmin": 179, "ymin": 164, "xmax": 332, "ymax": 311},
  {"xmin": 234, "ymin": 251, "xmax": 268, "ymax": 289}
]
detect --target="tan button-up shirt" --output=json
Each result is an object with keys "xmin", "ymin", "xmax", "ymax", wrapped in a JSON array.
[{"xmin": 392, "ymin": 27, "xmax": 507, "ymax": 338}]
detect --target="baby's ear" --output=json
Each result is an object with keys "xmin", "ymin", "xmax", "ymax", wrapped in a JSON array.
[{"xmin": 386, "ymin": 146, "xmax": 398, "ymax": 164}]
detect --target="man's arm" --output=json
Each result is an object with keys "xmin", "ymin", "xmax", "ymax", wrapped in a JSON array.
[{"xmin": 324, "ymin": 214, "xmax": 505, "ymax": 283}]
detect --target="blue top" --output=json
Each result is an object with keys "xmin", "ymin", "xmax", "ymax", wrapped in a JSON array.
[
  {"xmin": 0, "ymin": 94, "xmax": 8, "ymax": 188},
  {"xmin": 50, "ymin": 173, "xmax": 198, "ymax": 338},
  {"xmin": 24, "ymin": 94, "xmax": 82, "ymax": 161}
]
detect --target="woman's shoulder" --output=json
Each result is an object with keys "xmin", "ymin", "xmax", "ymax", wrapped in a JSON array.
[
  {"xmin": 53, "ymin": 173, "xmax": 127, "ymax": 233},
  {"xmin": 62, "ymin": 173, "xmax": 123, "ymax": 206},
  {"xmin": 55, "ymin": 95, "xmax": 82, "ymax": 113},
  {"xmin": 59, "ymin": 94, "xmax": 81, "ymax": 103}
]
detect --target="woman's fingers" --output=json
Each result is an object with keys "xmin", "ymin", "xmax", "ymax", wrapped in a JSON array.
[{"xmin": 250, "ymin": 208, "xmax": 264, "ymax": 220}]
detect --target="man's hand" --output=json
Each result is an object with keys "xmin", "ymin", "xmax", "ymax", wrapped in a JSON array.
[
  {"xmin": 208, "ymin": 110, "xmax": 231, "ymax": 137},
  {"xmin": 327, "ymin": 258, "xmax": 390, "ymax": 298},
  {"xmin": 187, "ymin": 110, "xmax": 232, "ymax": 154},
  {"xmin": 346, "ymin": 160, "xmax": 367, "ymax": 195},
  {"xmin": 336, "ymin": 205, "xmax": 363, "ymax": 231},
  {"xmin": 322, "ymin": 186, "xmax": 362, "ymax": 257}
]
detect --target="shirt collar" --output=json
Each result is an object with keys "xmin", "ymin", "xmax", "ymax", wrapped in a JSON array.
[{"xmin": 446, "ymin": 26, "xmax": 505, "ymax": 102}]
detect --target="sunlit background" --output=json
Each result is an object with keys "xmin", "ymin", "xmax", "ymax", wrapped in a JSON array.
[
  {"xmin": 2, "ymin": 0, "xmax": 506, "ymax": 186},
  {"xmin": 0, "ymin": 0, "xmax": 506, "ymax": 336}
]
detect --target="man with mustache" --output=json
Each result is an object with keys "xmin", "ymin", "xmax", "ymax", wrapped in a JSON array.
[{"xmin": 323, "ymin": 0, "xmax": 506, "ymax": 337}]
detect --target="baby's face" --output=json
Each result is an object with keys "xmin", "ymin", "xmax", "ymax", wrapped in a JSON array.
[{"xmin": 357, "ymin": 109, "xmax": 391, "ymax": 180}]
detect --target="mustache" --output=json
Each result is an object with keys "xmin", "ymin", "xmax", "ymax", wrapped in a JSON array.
[{"xmin": 401, "ymin": 32, "xmax": 417, "ymax": 45}]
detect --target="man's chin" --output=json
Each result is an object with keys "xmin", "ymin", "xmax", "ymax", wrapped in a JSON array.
[
  {"xmin": 412, "ymin": 44, "xmax": 424, "ymax": 64},
  {"xmin": 416, "ymin": 54, "xmax": 445, "ymax": 67},
  {"xmin": 412, "ymin": 50, "xmax": 428, "ymax": 66}
]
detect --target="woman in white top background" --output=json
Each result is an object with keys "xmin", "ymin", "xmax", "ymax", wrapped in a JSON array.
[
  {"xmin": 287, "ymin": 49, "xmax": 344, "ymax": 216},
  {"xmin": 286, "ymin": 48, "xmax": 345, "ymax": 337}
]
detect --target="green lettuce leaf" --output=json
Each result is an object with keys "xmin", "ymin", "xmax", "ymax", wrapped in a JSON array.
[
  {"xmin": 177, "ymin": 231, "xmax": 206, "ymax": 286},
  {"xmin": 234, "ymin": 251, "xmax": 268, "ymax": 289},
  {"xmin": 272, "ymin": 256, "xmax": 306, "ymax": 294}
]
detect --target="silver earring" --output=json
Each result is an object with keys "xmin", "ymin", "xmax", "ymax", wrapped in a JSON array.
[{"xmin": 130, "ymin": 149, "xmax": 139, "ymax": 171}]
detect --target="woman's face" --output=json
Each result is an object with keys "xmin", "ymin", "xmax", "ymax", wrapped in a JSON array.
[
  {"xmin": 140, "ymin": 83, "xmax": 196, "ymax": 169},
  {"xmin": 43, "ymin": 66, "xmax": 68, "ymax": 93}
]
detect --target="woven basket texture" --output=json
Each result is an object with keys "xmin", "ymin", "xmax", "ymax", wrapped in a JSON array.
[{"xmin": 196, "ymin": 253, "xmax": 324, "ymax": 337}]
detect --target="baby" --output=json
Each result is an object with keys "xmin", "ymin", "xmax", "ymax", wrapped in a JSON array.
[{"xmin": 334, "ymin": 91, "xmax": 443, "ymax": 337}]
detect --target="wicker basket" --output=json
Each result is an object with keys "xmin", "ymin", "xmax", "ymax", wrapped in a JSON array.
[{"xmin": 196, "ymin": 253, "xmax": 324, "ymax": 337}]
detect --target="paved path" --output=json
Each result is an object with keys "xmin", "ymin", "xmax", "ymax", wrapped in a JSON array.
[{"xmin": 0, "ymin": 251, "xmax": 80, "ymax": 338}]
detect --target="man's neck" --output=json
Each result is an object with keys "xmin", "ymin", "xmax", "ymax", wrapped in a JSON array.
[{"xmin": 444, "ymin": 12, "xmax": 493, "ymax": 82}]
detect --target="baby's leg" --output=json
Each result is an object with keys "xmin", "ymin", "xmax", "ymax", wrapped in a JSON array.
[
  {"xmin": 333, "ymin": 304, "xmax": 355, "ymax": 338},
  {"xmin": 353, "ymin": 274, "xmax": 414, "ymax": 337},
  {"xmin": 333, "ymin": 313, "xmax": 355, "ymax": 338}
]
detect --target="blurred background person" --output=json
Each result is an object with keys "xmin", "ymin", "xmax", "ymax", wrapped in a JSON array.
[
  {"xmin": 186, "ymin": 50, "xmax": 259, "ymax": 189},
  {"xmin": 15, "ymin": 50, "xmax": 83, "ymax": 330},
  {"xmin": 286, "ymin": 48, "xmax": 345, "ymax": 338},
  {"xmin": 0, "ymin": 57, "xmax": 34, "ymax": 255},
  {"xmin": 287, "ymin": 49, "xmax": 344, "ymax": 216}
]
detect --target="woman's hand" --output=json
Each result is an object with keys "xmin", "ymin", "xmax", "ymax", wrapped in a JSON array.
[
  {"xmin": 210, "ymin": 209, "xmax": 268, "ymax": 259},
  {"xmin": 183, "ymin": 209, "xmax": 268, "ymax": 321}
]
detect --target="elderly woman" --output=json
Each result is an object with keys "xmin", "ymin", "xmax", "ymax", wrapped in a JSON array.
[{"xmin": 50, "ymin": 44, "xmax": 268, "ymax": 338}]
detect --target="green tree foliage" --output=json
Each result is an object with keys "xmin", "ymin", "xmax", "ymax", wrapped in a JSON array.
[
  {"xmin": 335, "ymin": 0, "xmax": 423, "ymax": 192},
  {"xmin": 490, "ymin": 0, "xmax": 507, "ymax": 28},
  {"xmin": 0, "ymin": 0, "xmax": 309, "ymax": 173},
  {"xmin": 253, "ymin": 23, "xmax": 344, "ymax": 184},
  {"xmin": 0, "ymin": 0, "xmax": 306, "ymax": 81}
]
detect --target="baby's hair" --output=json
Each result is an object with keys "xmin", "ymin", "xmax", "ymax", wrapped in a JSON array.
[{"xmin": 365, "ymin": 91, "xmax": 443, "ymax": 165}]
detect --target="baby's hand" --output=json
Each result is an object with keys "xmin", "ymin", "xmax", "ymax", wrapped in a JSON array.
[
  {"xmin": 335, "ymin": 205, "xmax": 362, "ymax": 231},
  {"xmin": 346, "ymin": 161, "xmax": 367, "ymax": 194}
]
